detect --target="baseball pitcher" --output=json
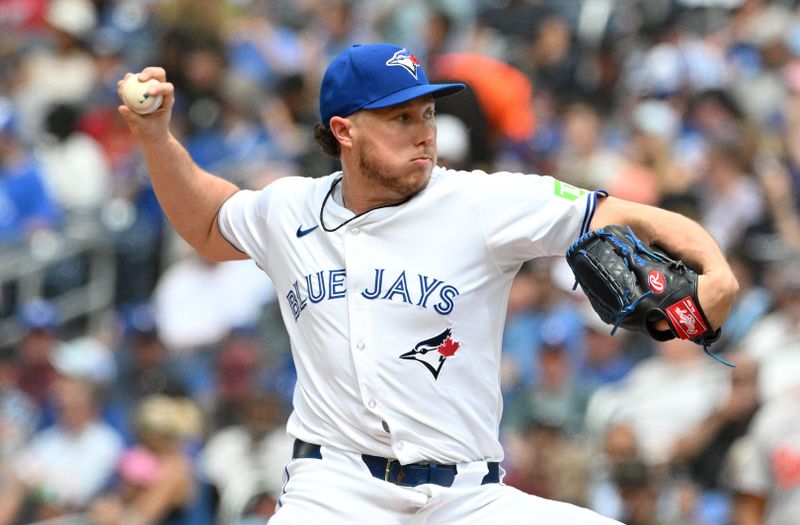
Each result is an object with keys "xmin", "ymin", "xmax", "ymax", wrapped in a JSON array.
[{"xmin": 118, "ymin": 43, "xmax": 738, "ymax": 524}]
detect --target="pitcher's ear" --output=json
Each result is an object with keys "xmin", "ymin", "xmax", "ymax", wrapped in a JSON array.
[{"xmin": 329, "ymin": 116, "xmax": 354, "ymax": 149}]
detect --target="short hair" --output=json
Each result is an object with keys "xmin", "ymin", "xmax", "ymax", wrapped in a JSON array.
[{"xmin": 314, "ymin": 122, "xmax": 340, "ymax": 158}]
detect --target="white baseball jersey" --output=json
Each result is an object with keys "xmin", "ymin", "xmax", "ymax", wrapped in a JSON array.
[{"xmin": 217, "ymin": 166, "xmax": 602, "ymax": 465}]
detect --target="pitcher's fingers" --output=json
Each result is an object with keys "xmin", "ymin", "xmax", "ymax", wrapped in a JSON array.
[
  {"xmin": 138, "ymin": 67, "xmax": 167, "ymax": 82},
  {"xmin": 151, "ymin": 81, "xmax": 175, "ymax": 107},
  {"xmin": 116, "ymin": 72, "xmax": 134, "ymax": 90},
  {"xmin": 117, "ymin": 104, "xmax": 148, "ymax": 121}
]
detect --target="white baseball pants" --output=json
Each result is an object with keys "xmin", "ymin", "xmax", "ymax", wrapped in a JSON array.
[{"xmin": 267, "ymin": 444, "xmax": 623, "ymax": 524}]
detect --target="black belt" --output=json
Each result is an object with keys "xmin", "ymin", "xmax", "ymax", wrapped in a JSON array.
[{"xmin": 292, "ymin": 439, "xmax": 500, "ymax": 488}]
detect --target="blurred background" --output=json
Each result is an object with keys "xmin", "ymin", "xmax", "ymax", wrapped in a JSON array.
[{"xmin": 2, "ymin": 0, "xmax": 800, "ymax": 523}]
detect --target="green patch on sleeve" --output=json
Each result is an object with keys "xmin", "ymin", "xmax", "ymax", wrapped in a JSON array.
[{"xmin": 554, "ymin": 180, "xmax": 588, "ymax": 201}]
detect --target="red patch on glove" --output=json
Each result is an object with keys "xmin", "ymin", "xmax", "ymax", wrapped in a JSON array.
[{"xmin": 665, "ymin": 297, "xmax": 708, "ymax": 339}]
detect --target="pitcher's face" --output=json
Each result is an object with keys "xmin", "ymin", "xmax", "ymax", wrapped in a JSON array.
[{"xmin": 350, "ymin": 96, "xmax": 437, "ymax": 200}]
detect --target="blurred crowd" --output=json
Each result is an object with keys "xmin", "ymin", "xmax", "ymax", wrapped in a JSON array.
[{"xmin": 2, "ymin": 0, "xmax": 800, "ymax": 523}]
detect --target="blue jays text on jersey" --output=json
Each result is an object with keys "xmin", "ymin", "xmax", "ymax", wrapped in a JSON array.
[{"xmin": 284, "ymin": 268, "xmax": 460, "ymax": 321}]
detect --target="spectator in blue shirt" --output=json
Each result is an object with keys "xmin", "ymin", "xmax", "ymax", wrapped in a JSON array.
[{"xmin": 0, "ymin": 98, "xmax": 60, "ymax": 245}]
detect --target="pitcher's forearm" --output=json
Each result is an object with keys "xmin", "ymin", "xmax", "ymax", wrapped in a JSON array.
[
  {"xmin": 591, "ymin": 196, "xmax": 724, "ymax": 272},
  {"xmin": 142, "ymin": 132, "xmax": 244, "ymax": 260},
  {"xmin": 118, "ymin": 67, "xmax": 247, "ymax": 261},
  {"xmin": 591, "ymin": 196, "xmax": 739, "ymax": 330}
]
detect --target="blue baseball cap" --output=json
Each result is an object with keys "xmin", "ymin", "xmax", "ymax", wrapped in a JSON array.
[{"xmin": 319, "ymin": 43, "xmax": 464, "ymax": 126}]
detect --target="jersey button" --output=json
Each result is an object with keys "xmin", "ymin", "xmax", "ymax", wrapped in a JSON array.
[
  {"xmin": 350, "ymin": 227, "xmax": 360, "ymax": 235},
  {"xmin": 396, "ymin": 441, "xmax": 405, "ymax": 451},
  {"xmin": 368, "ymin": 399, "xmax": 377, "ymax": 409},
  {"xmin": 356, "ymin": 341, "xmax": 365, "ymax": 351}
]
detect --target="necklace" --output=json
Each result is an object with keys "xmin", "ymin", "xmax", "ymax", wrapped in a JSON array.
[{"xmin": 318, "ymin": 176, "xmax": 414, "ymax": 233}]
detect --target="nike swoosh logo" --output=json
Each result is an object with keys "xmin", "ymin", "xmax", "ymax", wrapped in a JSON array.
[{"xmin": 296, "ymin": 225, "xmax": 319, "ymax": 238}]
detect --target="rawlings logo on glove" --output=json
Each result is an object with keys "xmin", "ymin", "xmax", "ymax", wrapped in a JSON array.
[
  {"xmin": 666, "ymin": 297, "xmax": 706, "ymax": 338},
  {"xmin": 566, "ymin": 225, "xmax": 730, "ymax": 365}
]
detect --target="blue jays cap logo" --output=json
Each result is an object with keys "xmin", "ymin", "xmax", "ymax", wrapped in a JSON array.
[
  {"xmin": 400, "ymin": 328, "xmax": 461, "ymax": 379},
  {"xmin": 386, "ymin": 48, "xmax": 421, "ymax": 79}
]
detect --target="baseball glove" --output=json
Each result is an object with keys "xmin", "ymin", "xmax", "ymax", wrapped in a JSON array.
[{"xmin": 566, "ymin": 225, "xmax": 729, "ymax": 365}]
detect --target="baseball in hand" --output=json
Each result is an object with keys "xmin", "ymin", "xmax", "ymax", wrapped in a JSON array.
[{"xmin": 121, "ymin": 76, "xmax": 163, "ymax": 115}]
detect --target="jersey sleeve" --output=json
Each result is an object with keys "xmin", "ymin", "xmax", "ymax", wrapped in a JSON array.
[
  {"xmin": 474, "ymin": 172, "xmax": 604, "ymax": 270},
  {"xmin": 216, "ymin": 187, "xmax": 273, "ymax": 264}
]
